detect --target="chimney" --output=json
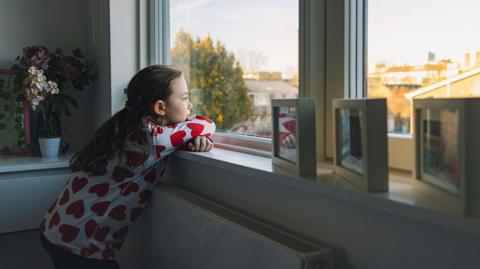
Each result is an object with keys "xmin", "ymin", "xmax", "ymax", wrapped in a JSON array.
[{"xmin": 465, "ymin": 52, "xmax": 471, "ymax": 67}]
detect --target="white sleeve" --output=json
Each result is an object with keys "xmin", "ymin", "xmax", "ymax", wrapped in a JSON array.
[{"xmin": 145, "ymin": 115, "xmax": 216, "ymax": 160}]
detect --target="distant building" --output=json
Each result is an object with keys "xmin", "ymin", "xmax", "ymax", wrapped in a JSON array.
[
  {"xmin": 243, "ymin": 71, "xmax": 282, "ymax": 80},
  {"xmin": 228, "ymin": 72, "xmax": 298, "ymax": 136},
  {"xmin": 244, "ymin": 79, "xmax": 298, "ymax": 109},
  {"xmin": 405, "ymin": 67, "xmax": 480, "ymax": 100},
  {"xmin": 463, "ymin": 51, "xmax": 480, "ymax": 70}
]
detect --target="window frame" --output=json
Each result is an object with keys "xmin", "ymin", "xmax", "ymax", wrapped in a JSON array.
[
  {"xmin": 151, "ymin": 0, "xmax": 333, "ymax": 159},
  {"xmin": 356, "ymin": 0, "xmax": 414, "ymax": 171}
]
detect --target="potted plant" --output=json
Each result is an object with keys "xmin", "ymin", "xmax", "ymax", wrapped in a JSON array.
[
  {"xmin": 0, "ymin": 46, "xmax": 96, "ymax": 156},
  {"xmin": 24, "ymin": 66, "xmax": 62, "ymax": 157}
]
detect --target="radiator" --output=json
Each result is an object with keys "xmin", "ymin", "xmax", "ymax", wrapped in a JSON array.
[{"xmin": 142, "ymin": 185, "xmax": 333, "ymax": 269}]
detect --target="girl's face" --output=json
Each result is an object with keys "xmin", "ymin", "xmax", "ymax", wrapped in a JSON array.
[{"xmin": 164, "ymin": 76, "xmax": 192, "ymax": 123}]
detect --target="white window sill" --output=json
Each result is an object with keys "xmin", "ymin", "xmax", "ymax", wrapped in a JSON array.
[
  {"xmin": 171, "ymin": 148, "xmax": 480, "ymax": 236},
  {"xmin": 0, "ymin": 154, "xmax": 72, "ymax": 174}
]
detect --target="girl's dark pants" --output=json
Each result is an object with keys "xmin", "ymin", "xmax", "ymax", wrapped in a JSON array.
[{"xmin": 40, "ymin": 233, "xmax": 120, "ymax": 269}]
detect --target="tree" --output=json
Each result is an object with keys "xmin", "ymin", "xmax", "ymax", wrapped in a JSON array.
[{"xmin": 171, "ymin": 30, "xmax": 252, "ymax": 130}]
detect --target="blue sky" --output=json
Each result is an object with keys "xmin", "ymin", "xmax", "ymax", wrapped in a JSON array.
[
  {"xmin": 170, "ymin": 0, "xmax": 480, "ymax": 76},
  {"xmin": 170, "ymin": 0, "xmax": 299, "ymax": 77}
]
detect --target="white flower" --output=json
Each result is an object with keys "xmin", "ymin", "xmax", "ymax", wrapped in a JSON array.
[
  {"xmin": 35, "ymin": 82, "xmax": 44, "ymax": 91},
  {"xmin": 32, "ymin": 98, "xmax": 40, "ymax": 107},
  {"xmin": 28, "ymin": 66, "xmax": 37, "ymax": 75},
  {"xmin": 48, "ymin": 81, "xmax": 57, "ymax": 88}
]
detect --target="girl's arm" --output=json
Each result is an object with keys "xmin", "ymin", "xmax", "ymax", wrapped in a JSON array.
[{"xmin": 147, "ymin": 115, "xmax": 216, "ymax": 160}]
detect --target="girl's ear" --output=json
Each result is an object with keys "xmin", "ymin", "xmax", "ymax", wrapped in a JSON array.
[{"xmin": 152, "ymin": 100, "xmax": 167, "ymax": 116}]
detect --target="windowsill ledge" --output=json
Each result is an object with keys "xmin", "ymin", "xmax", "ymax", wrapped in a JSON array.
[
  {"xmin": 170, "ymin": 148, "xmax": 480, "ymax": 236},
  {"xmin": 0, "ymin": 154, "xmax": 72, "ymax": 174}
]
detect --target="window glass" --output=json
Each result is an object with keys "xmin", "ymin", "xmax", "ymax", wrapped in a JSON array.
[
  {"xmin": 169, "ymin": 0, "xmax": 299, "ymax": 137},
  {"xmin": 367, "ymin": 0, "xmax": 480, "ymax": 133}
]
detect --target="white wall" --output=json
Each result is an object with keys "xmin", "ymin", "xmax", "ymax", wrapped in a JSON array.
[
  {"xmin": 109, "ymin": 0, "xmax": 139, "ymax": 115},
  {"xmin": 0, "ymin": 0, "xmax": 93, "ymax": 152}
]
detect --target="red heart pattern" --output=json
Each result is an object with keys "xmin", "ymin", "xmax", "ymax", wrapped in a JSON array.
[
  {"xmin": 49, "ymin": 212, "xmax": 60, "ymax": 229},
  {"xmin": 94, "ymin": 160, "xmax": 108, "ymax": 175},
  {"xmin": 170, "ymin": 130, "xmax": 186, "ymax": 147},
  {"xmin": 187, "ymin": 123, "xmax": 205, "ymax": 137},
  {"xmin": 66, "ymin": 200, "xmax": 85, "ymax": 219},
  {"xmin": 91, "ymin": 201, "xmax": 110, "ymax": 216},
  {"xmin": 89, "ymin": 183, "xmax": 109, "ymax": 197},
  {"xmin": 125, "ymin": 150, "xmax": 148, "ymax": 167},
  {"xmin": 39, "ymin": 219, "xmax": 46, "ymax": 233},
  {"xmin": 150, "ymin": 125, "xmax": 163, "ymax": 137},
  {"xmin": 59, "ymin": 189, "xmax": 70, "ymax": 205},
  {"xmin": 130, "ymin": 207, "xmax": 143, "ymax": 222},
  {"xmin": 155, "ymin": 145, "xmax": 166, "ymax": 158},
  {"xmin": 87, "ymin": 244, "xmax": 99, "ymax": 256},
  {"xmin": 108, "ymin": 205, "xmax": 127, "ymax": 221},
  {"xmin": 59, "ymin": 224, "xmax": 80, "ymax": 243},
  {"xmin": 139, "ymin": 190, "xmax": 152, "ymax": 204},
  {"xmin": 72, "ymin": 177, "xmax": 88, "ymax": 193},
  {"xmin": 282, "ymin": 120, "xmax": 296, "ymax": 134},
  {"xmin": 94, "ymin": 226, "xmax": 110, "ymax": 241},
  {"xmin": 144, "ymin": 169, "xmax": 156, "ymax": 182},
  {"xmin": 112, "ymin": 226, "xmax": 128, "ymax": 240},
  {"xmin": 40, "ymin": 116, "xmax": 215, "ymax": 257},
  {"xmin": 85, "ymin": 219, "xmax": 97, "ymax": 238},
  {"xmin": 112, "ymin": 166, "xmax": 134, "ymax": 182},
  {"xmin": 195, "ymin": 115, "xmax": 213, "ymax": 123},
  {"xmin": 122, "ymin": 182, "xmax": 139, "ymax": 196},
  {"xmin": 102, "ymin": 245, "xmax": 115, "ymax": 259}
]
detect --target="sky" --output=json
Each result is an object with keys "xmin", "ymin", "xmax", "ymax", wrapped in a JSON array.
[
  {"xmin": 170, "ymin": 0, "xmax": 299, "ymax": 78},
  {"xmin": 170, "ymin": 0, "xmax": 480, "ymax": 77},
  {"xmin": 368, "ymin": 0, "xmax": 480, "ymax": 66}
]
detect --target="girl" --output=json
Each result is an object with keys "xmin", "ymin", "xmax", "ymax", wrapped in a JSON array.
[{"xmin": 39, "ymin": 65, "xmax": 216, "ymax": 269}]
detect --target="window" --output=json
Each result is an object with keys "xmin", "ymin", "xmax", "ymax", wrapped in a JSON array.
[
  {"xmin": 367, "ymin": 0, "xmax": 480, "ymax": 134},
  {"xmin": 168, "ymin": 0, "xmax": 299, "ymax": 139}
]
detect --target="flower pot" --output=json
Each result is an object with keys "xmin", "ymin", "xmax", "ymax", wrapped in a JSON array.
[{"xmin": 38, "ymin": 137, "xmax": 61, "ymax": 158}]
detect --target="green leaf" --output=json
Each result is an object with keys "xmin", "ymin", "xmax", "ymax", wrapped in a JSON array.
[
  {"xmin": 0, "ymin": 123, "xmax": 6, "ymax": 129},
  {"xmin": 56, "ymin": 48, "xmax": 63, "ymax": 54},
  {"xmin": 15, "ymin": 94, "xmax": 23, "ymax": 102},
  {"xmin": 4, "ymin": 104, "xmax": 10, "ymax": 111},
  {"xmin": 0, "ymin": 91, "xmax": 10, "ymax": 99},
  {"xmin": 72, "ymin": 48, "xmax": 84, "ymax": 58},
  {"xmin": 0, "ymin": 114, "xmax": 5, "ymax": 120},
  {"xmin": 15, "ymin": 106, "xmax": 23, "ymax": 113},
  {"xmin": 60, "ymin": 93, "xmax": 79, "ymax": 109}
]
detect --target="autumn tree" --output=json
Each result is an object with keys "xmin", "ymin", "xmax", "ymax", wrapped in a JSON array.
[{"xmin": 171, "ymin": 30, "xmax": 252, "ymax": 130}]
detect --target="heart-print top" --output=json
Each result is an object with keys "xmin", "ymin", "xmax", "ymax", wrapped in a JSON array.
[{"xmin": 40, "ymin": 115, "xmax": 216, "ymax": 260}]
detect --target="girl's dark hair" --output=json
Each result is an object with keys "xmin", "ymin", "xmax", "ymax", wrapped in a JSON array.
[{"xmin": 70, "ymin": 65, "xmax": 182, "ymax": 174}]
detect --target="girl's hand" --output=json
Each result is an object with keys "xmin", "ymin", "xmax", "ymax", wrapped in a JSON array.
[
  {"xmin": 282, "ymin": 133, "xmax": 296, "ymax": 148},
  {"xmin": 187, "ymin": 136, "xmax": 214, "ymax": 152}
]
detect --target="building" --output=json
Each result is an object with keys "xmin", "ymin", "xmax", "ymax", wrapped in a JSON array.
[{"xmin": 405, "ymin": 67, "xmax": 480, "ymax": 100}]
